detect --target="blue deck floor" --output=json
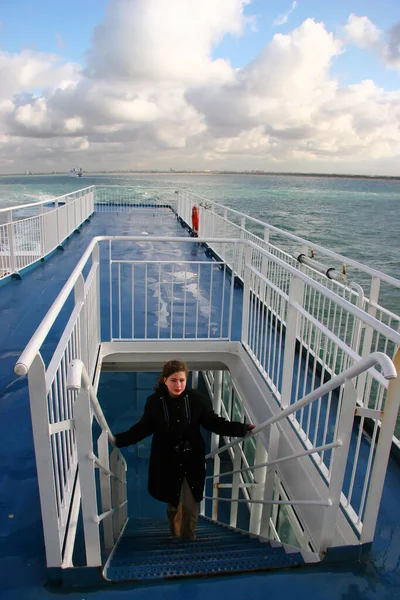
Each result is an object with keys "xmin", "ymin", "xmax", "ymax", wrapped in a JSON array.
[{"xmin": 0, "ymin": 207, "xmax": 399, "ymax": 599}]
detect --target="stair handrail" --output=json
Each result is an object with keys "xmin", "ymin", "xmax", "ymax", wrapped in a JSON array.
[
  {"xmin": 206, "ymin": 351, "xmax": 396, "ymax": 460},
  {"xmin": 204, "ymin": 351, "xmax": 398, "ymax": 551},
  {"xmin": 67, "ymin": 359, "xmax": 120, "ymax": 447},
  {"xmin": 67, "ymin": 359, "xmax": 128, "ymax": 567}
]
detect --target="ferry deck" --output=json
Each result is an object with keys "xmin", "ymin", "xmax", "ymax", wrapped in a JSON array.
[{"xmin": 0, "ymin": 186, "xmax": 399, "ymax": 599}]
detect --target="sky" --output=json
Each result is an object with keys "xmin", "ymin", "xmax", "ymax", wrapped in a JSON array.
[{"xmin": 0, "ymin": 0, "xmax": 400, "ymax": 175}]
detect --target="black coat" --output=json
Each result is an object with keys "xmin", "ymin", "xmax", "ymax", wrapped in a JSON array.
[{"xmin": 115, "ymin": 387, "xmax": 247, "ymax": 505}]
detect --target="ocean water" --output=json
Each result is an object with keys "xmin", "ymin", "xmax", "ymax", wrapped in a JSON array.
[{"xmin": 1, "ymin": 171, "xmax": 399, "ymax": 281}]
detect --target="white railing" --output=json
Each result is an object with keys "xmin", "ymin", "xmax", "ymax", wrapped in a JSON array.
[
  {"xmin": 14, "ymin": 234, "xmax": 399, "ymax": 567},
  {"xmin": 177, "ymin": 189, "xmax": 400, "ymax": 332},
  {"xmin": 0, "ymin": 186, "xmax": 94, "ymax": 279},
  {"xmin": 94, "ymin": 185, "xmax": 178, "ymax": 212},
  {"xmin": 203, "ymin": 352, "xmax": 399, "ymax": 553},
  {"xmin": 14, "ymin": 242, "xmax": 101, "ymax": 568},
  {"xmin": 108, "ymin": 253, "xmax": 236, "ymax": 341},
  {"xmin": 67, "ymin": 359, "xmax": 127, "ymax": 567}
]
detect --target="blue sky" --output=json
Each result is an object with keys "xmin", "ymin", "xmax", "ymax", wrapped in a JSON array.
[
  {"xmin": 1, "ymin": 0, "xmax": 399, "ymax": 87},
  {"xmin": 1, "ymin": 0, "xmax": 400, "ymax": 174}
]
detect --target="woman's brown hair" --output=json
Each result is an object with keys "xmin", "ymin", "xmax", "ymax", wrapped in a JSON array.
[{"xmin": 154, "ymin": 359, "xmax": 189, "ymax": 392}]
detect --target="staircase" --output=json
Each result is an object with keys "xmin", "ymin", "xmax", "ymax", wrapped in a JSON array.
[{"xmin": 104, "ymin": 516, "xmax": 312, "ymax": 581}]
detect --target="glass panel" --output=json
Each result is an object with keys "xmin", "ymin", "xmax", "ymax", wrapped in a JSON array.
[
  {"xmin": 231, "ymin": 391, "xmax": 242, "ymax": 422},
  {"xmin": 242, "ymin": 436, "xmax": 256, "ymax": 483},
  {"xmin": 276, "ymin": 504, "xmax": 301, "ymax": 547},
  {"xmin": 243, "ymin": 436, "xmax": 256, "ymax": 466},
  {"xmin": 222, "ymin": 371, "xmax": 232, "ymax": 414}
]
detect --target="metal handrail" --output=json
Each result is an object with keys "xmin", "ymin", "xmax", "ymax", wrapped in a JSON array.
[
  {"xmin": 206, "ymin": 351, "xmax": 397, "ymax": 460},
  {"xmin": 67, "ymin": 359, "xmax": 123, "ymax": 452},
  {"xmin": 205, "ymin": 441, "xmax": 342, "ymax": 481},
  {"xmin": 0, "ymin": 185, "xmax": 95, "ymax": 213},
  {"xmin": 66, "ymin": 358, "xmax": 127, "ymax": 566},
  {"xmin": 14, "ymin": 236, "xmax": 400, "ymax": 377},
  {"xmin": 181, "ymin": 190, "xmax": 400, "ymax": 288}
]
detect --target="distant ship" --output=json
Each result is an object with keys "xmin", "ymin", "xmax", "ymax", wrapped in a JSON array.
[{"xmin": 68, "ymin": 167, "xmax": 83, "ymax": 177}]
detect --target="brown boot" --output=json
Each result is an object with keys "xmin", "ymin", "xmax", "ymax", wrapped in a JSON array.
[
  {"xmin": 167, "ymin": 501, "xmax": 182, "ymax": 537},
  {"xmin": 180, "ymin": 478, "xmax": 198, "ymax": 540}
]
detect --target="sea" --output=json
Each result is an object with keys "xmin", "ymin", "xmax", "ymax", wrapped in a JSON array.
[{"xmin": 1, "ymin": 171, "xmax": 399, "ymax": 279}]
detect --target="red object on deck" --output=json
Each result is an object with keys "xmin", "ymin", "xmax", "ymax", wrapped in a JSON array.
[{"xmin": 191, "ymin": 205, "xmax": 199, "ymax": 235}]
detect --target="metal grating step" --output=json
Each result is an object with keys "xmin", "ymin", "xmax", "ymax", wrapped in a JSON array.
[{"xmin": 104, "ymin": 516, "xmax": 305, "ymax": 581}]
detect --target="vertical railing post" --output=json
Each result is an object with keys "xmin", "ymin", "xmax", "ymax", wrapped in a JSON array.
[
  {"xmin": 223, "ymin": 208, "xmax": 228, "ymax": 260},
  {"xmin": 55, "ymin": 198, "xmax": 61, "ymax": 246},
  {"xmin": 361, "ymin": 350, "xmax": 400, "ymax": 543},
  {"xmin": 98, "ymin": 430, "xmax": 114, "ymax": 552},
  {"xmin": 74, "ymin": 194, "xmax": 77, "ymax": 230},
  {"xmin": 230, "ymin": 445, "xmax": 242, "ymax": 528},
  {"xmin": 211, "ymin": 371, "xmax": 223, "ymax": 520},
  {"xmin": 260, "ymin": 423, "xmax": 280, "ymax": 537},
  {"xmin": 39, "ymin": 204, "xmax": 46, "ymax": 257},
  {"xmin": 319, "ymin": 379, "xmax": 358, "ymax": 553},
  {"xmin": 74, "ymin": 273, "xmax": 88, "ymax": 368},
  {"xmin": 237, "ymin": 217, "xmax": 246, "ymax": 279},
  {"xmin": 259, "ymin": 227, "xmax": 270, "ymax": 301},
  {"xmin": 27, "ymin": 353, "xmax": 62, "ymax": 567},
  {"xmin": 350, "ymin": 283, "xmax": 365, "ymax": 355},
  {"xmin": 93, "ymin": 243, "xmax": 101, "ymax": 350},
  {"xmin": 357, "ymin": 277, "xmax": 380, "ymax": 398},
  {"xmin": 241, "ymin": 244, "xmax": 252, "ymax": 347},
  {"xmin": 249, "ymin": 436, "xmax": 268, "ymax": 535},
  {"xmin": 74, "ymin": 386, "xmax": 102, "ymax": 566},
  {"xmin": 191, "ymin": 370, "xmax": 199, "ymax": 389},
  {"xmin": 7, "ymin": 210, "xmax": 17, "ymax": 274},
  {"xmin": 280, "ymin": 274, "xmax": 305, "ymax": 408},
  {"xmin": 110, "ymin": 449, "xmax": 121, "ymax": 540}
]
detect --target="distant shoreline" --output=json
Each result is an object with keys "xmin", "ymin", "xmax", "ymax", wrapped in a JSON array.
[{"xmin": 1, "ymin": 170, "xmax": 400, "ymax": 181}]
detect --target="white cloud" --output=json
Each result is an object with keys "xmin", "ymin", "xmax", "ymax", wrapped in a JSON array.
[
  {"xmin": 85, "ymin": 0, "xmax": 251, "ymax": 85},
  {"xmin": 274, "ymin": 1, "xmax": 298, "ymax": 27},
  {"xmin": 343, "ymin": 14, "xmax": 382, "ymax": 49},
  {"xmin": 342, "ymin": 14, "xmax": 400, "ymax": 71},
  {"xmin": 1, "ymin": 2, "xmax": 400, "ymax": 175},
  {"xmin": 0, "ymin": 50, "xmax": 80, "ymax": 99}
]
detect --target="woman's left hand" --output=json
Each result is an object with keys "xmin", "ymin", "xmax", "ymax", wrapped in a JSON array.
[{"xmin": 246, "ymin": 424, "xmax": 255, "ymax": 435}]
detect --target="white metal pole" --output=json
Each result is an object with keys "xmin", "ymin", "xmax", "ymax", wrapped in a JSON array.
[
  {"xmin": 211, "ymin": 371, "xmax": 223, "ymax": 520},
  {"xmin": 74, "ymin": 274, "xmax": 88, "ymax": 368},
  {"xmin": 319, "ymin": 378, "xmax": 358, "ymax": 553},
  {"xmin": 241, "ymin": 245, "xmax": 253, "ymax": 346},
  {"xmin": 259, "ymin": 226, "xmax": 270, "ymax": 301},
  {"xmin": 361, "ymin": 349, "xmax": 400, "ymax": 543},
  {"xmin": 230, "ymin": 445, "xmax": 242, "ymax": 528},
  {"xmin": 249, "ymin": 436, "xmax": 268, "ymax": 535},
  {"xmin": 192, "ymin": 370, "xmax": 199, "ymax": 389},
  {"xmin": 74, "ymin": 387, "xmax": 102, "ymax": 566},
  {"xmin": 357, "ymin": 276, "xmax": 381, "ymax": 397},
  {"xmin": 92, "ymin": 244, "xmax": 101, "ymax": 352},
  {"xmin": 27, "ymin": 353, "xmax": 63, "ymax": 567},
  {"xmin": 7, "ymin": 210, "xmax": 17, "ymax": 274},
  {"xmin": 98, "ymin": 430, "xmax": 114, "ymax": 552},
  {"xmin": 110, "ymin": 450, "xmax": 121, "ymax": 540},
  {"xmin": 39, "ymin": 204, "xmax": 46, "ymax": 257},
  {"xmin": 260, "ymin": 423, "xmax": 280, "ymax": 537},
  {"xmin": 280, "ymin": 274, "xmax": 304, "ymax": 408},
  {"xmin": 237, "ymin": 217, "xmax": 246, "ymax": 280}
]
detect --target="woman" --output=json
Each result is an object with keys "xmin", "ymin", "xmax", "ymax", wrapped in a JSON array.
[{"xmin": 114, "ymin": 359, "xmax": 254, "ymax": 540}]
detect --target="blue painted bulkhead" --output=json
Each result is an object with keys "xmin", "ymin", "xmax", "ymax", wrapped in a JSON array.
[{"xmin": 0, "ymin": 206, "xmax": 399, "ymax": 599}]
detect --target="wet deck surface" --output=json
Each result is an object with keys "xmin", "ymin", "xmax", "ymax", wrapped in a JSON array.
[{"xmin": 0, "ymin": 207, "xmax": 399, "ymax": 599}]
